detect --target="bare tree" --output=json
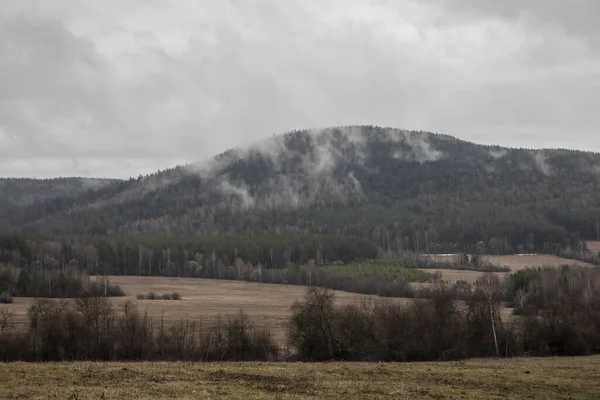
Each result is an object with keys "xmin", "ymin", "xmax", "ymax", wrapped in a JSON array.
[
  {"xmin": 478, "ymin": 273, "xmax": 504, "ymax": 356},
  {"xmin": 516, "ymin": 288, "xmax": 528, "ymax": 309}
]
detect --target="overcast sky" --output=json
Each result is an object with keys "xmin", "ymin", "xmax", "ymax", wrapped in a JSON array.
[{"xmin": 1, "ymin": 0, "xmax": 599, "ymax": 178}]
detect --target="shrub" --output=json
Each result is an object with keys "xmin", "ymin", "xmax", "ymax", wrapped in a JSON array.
[
  {"xmin": 0, "ymin": 291, "xmax": 12, "ymax": 304},
  {"xmin": 138, "ymin": 292, "xmax": 182, "ymax": 301}
]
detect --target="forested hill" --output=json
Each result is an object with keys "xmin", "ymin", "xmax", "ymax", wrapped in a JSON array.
[
  {"xmin": 0, "ymin": 178, "xmax": 118, "ymax": 207},
  {"xmin": 1, "ymin": 126, "xmax": 600, "ymax": 254}
]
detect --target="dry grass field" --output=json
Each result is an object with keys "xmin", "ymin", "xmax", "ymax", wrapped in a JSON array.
[
  {"xmin": 0, "ymin": 277, "xmax": 410, "ymax": 344},
  {"xmin": 1, "ymin": 356, "xmax": 600, "ymax": 399},
  {"xmin": 485, "ymin": 254, "xmax": 596, "ymax": 271},
  {"xmin": 418, "ymin": 253, "xmax": 598, "ymax": 285},
  {"xmin": 588, "ymin": 241, "xmax": 600, "ymax": 253}
]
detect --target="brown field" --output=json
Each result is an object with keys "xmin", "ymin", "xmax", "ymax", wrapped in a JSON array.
[
  {"xmin": 418, "ymin": 253, "xmax": 598, "ymax": 285},
  {"xmin": 423, "ymin": 253, "xmax": 595, "ymax": 271},
  {"xmin": 0, "ymin": 276, "xmax": 410, "ymax": 344},
  {"xmin": 588, "ymin": 241, "xmax": 600, "ymax": 253},
  {"xmin": 485, "ymin": 254, "xmax": 596, "ymax": 271},
  {"xmin": 1, "ymin": 356, "xmax": 600, "ymax": 399}
]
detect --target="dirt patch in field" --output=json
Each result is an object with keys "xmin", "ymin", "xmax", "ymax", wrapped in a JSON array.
[{"xmin": 208, "ymin": 370, "xmax": 317, "ymax": 395}]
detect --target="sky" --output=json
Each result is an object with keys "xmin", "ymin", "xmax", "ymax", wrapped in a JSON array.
[{"xmin": 1, "ymin": 0, "xmax": 599, "ymax": 178}]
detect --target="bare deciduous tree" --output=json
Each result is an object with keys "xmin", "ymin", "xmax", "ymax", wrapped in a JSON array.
[{"xmin": 479, "ymin": 273, "xmax": 504, "ymax": 356}]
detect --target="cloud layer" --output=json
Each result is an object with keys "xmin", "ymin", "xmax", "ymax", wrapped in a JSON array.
[{"xmin": 1, "ymin": 0, "xmax": 598, "ymax": 178}]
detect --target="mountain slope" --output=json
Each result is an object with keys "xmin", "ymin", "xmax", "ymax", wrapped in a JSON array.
[
  {"xmin": 0, "ymin": 177, "xmax": 118, "ymax": 207},
  {"xmin": 1, "ymin": 126, "xmax": 600, "ymax": 253}
]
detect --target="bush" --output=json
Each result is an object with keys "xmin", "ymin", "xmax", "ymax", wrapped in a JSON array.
[
  {"xmin": 85, "ymin": 282, "xmax": 125, "ymax": 297},
  {"xmin": 138, "ymin": 292, "xmax": 182, "ymax": 300},
  {"xmin": 0, "ymin": 291, "xmax": 12, "ymax": 304}
]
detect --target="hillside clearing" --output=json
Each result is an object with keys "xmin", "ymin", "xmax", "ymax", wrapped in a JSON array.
[{"xmin": 1, "ymin": 357, "xmax": 599, "ymax": 399}]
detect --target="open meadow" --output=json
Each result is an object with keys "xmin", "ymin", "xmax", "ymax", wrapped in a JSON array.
[{"xmin": 1, "ymin": 356, "xmax": 599, "ymax": 399}]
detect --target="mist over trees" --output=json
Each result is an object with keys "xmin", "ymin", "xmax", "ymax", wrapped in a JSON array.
[{"xmin": 1, "ymin": 126, "xmax": 599, "ymax": 257}]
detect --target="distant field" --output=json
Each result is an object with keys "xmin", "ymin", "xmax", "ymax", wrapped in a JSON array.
[
  {"xmin": 0, "ymin": 276, "xmax": 409, "ymax": 344},
  {"xmin": 416, "ymin": 253, "xmax": 599, "ymax": 284},
  {"xmin": 589, "ymin": 241, "xmax": 600, "ymax": 253},
  {"xmin": 486, "ymin": 254, "xmax": 596, "ymax": 271},
  {"xmin": 1, "ymin": 357, "xmax": 600, "ymax": 399}
]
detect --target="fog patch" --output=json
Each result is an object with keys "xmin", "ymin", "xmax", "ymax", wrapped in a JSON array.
[
  {"xmin": 489, "ymin": 149, "xmax": 507, "ymax": 159},
  {"xmin": 347, "ymin": 172, "xmax": 364, "ymax": 197},
  {"xmin": 532, "ymin": 151, "xmax": 552, "ymax": 175},
  {"xmin": 219, "ymin": 180, "xmax": 255, "ymax": 209},
  {"xmin": 392, "ymin": 131, "xmax": 442, "ymax": 163}
]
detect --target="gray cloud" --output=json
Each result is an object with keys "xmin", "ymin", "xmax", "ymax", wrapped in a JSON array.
[{"xmin": 0, "ymin": 0, "xmax": 598, "ymax": 178}]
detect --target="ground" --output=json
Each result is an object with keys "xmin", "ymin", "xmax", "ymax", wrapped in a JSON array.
[{"xmin": 1, "ymin": 356, "xmax": 599, "ymax": 399}]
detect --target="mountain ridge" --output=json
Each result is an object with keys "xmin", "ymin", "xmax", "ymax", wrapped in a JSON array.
[{"xmin": 1, "ymin": 126, "xmax": 599, "ymax": 254}]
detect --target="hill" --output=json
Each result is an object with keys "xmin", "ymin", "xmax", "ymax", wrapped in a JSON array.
[
  {"xmin": 1, "ymin": 126, "xmax": 600, "ymax": 255},
  {"xmin": 0, "ymin": 177, "xmax": 117, "ymax": 206}
]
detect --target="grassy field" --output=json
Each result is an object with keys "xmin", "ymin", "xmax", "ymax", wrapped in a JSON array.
[
  {"xmin": 0, "ymin": 276, "xmax": 409, "ymax": 344},
  {"xmin": 1, "ymin": 357, "xmax": 599, "ymax": 399}
]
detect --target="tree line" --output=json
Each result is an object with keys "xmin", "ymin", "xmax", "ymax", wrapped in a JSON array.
[
  {"xmin": 0, "ymin": 233, "xmax": 377, "ymax": 275},
  {"xmin": 0, "ymin": 266, "xmax": 124, "ymax": 302}
]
